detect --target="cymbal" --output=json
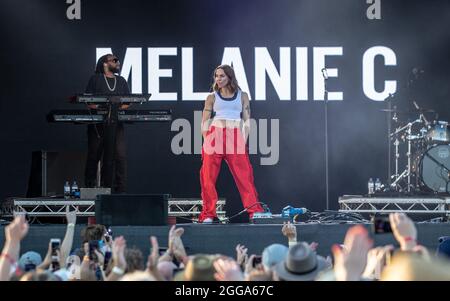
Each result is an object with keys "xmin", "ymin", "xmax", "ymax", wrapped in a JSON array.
[
  {"xmin": 405, "ymin": 135, "xmax": 424, "ymax": 140},
  {"xmin": 380, "ymin": 108, "xmax": 436, "ymax": 113}
]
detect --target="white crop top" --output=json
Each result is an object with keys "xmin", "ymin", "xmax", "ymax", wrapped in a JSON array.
[{"xmin": 213, "ymin": 90, "xmax": 242, "ymax": 121}]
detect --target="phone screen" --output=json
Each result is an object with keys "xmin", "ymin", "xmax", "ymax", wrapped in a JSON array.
[
  {"xmin": 373, "ymin": 216, "xmax": 392, "ymax": 234},
  {"xmin": 51, "ymin": 239, "xmax": 61, "ymax": 256},
  {"xmin": 89, "ymin": 240, "xmax": 99, "ymax": 260},
  {"xmin": 105, "ymin": 228, "xmax": 113, "ymax": 242},
  {"xmin": 253, "ymin": 256, "xmax": 262, "ymax": 267}
]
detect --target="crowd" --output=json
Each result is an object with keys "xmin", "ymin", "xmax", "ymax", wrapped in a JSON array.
[{"xmin": 1, "ymin": 207, "xmax": 450, "ymax": 281}]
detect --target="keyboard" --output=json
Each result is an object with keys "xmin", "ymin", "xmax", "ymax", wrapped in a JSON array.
[
  {"xmin": 48, "ymin": 109, "xmax": 172, "ymax": 123},
  {"xmin": 73, "ymin": 94, "xmax": 151, "ymax": 104}
]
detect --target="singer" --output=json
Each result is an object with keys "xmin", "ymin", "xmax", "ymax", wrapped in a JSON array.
[{"xmin": 198, "ymin": 65, "xmax": 264, "ymax": 223}]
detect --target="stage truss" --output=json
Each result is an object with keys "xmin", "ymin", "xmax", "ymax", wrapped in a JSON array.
[
  {"xmin": 0, "ymin": 198, "xmax": 227, "ymax": 222},
  {"xmin": 339, "ymin": 195, "xmax": 450, "ymax": 215}
]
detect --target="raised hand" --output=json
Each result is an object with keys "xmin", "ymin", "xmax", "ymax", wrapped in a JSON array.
[
  {"xmin": 5, "ymin": 214, "xmax": 29, "ymax": 244},
  {"xmin": 389, "ymin": 213, "xmax": 417, "ymax": 251},
  {"xmin": 282, "ymin": 221, "xmax": 297, "ymax": 242},
  {"xmin": 168, "ymin": 226, "xmax": 187, "ymax": 263},
  {"xmin": 214, "ymin": 258, "xmax": 244, "ymax": 281},
  {"xmin": 112, "ymin": 236, "xmax": 127, "ymax": 271},
  {"xmin": 332, "ymin": 225, "xmax": 373, "ymax": 281},
  {"xmin": 235, "ymin": 244, "xmax": 248, "ymax": 267},
  {"xmin": 37, "ymin": 240, "xmax": 53, "ymax": 270},
  {"xmin": 147, "ymin": 236, "xmax": 165, "ymax": 281},
  {"xmin": 169, "ymin": 225, "xmax": 185, "ymax": 239},
  {"xmin": 309, "ymin": 242, "xmax": 319, "ymax": 252},
  {"xmin": 362, "ymin": 245, "xmax": 394, "ymax": 280},
  {"xmin": 244, "ymin": 254, "xmax": 261, "ymax": 275},
  {"xmin": 147, "ymin": 236, "xmax": 160, "ymax": 273},
  {"xmin": 65, "ymin": 205, "xmax": 78, "ymax": 225}
]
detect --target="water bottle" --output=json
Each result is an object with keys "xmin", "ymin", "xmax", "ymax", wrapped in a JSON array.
[
  {"xmin": 71, "ymin": 181, "xmax": 80, "ymax": 199},
  {"xmin": 368, "ymin": 178, "xmax": 374, "ymax": 195},
  {"xmin": 375, "ymin": 178, "xmax": 382, "ymax": 192},
  {"xmin": 64, "ymin": 181, "xmax": 71, "ymax": 199}
]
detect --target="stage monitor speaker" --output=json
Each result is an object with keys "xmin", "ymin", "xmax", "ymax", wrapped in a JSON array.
[
  {"xmin": 26, "ymin": 150, "xmax": 86, "ymax": 197},
  {"xmin": 95, "ymin": 194, "xmax": 170, "ymax": 226}
]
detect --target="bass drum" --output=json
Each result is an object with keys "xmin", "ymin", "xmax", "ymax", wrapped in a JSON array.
[{"xmin": 418, "ymin": 144, "xmax": 450, "ymax": 193}]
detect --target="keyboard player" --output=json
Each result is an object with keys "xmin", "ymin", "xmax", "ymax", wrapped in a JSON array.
[{"xmin": 84, "ymin": 54, "xmax": 130, "ymax": 193}]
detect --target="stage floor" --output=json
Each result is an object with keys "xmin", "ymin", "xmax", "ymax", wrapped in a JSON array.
[{"xmin": 1, "ymin": 222, "xmax": 449, "ymax": 258}]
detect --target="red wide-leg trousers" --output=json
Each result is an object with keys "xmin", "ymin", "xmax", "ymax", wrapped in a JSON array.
[{"xmin": 199, "ymin": 126, "xmax": 264, "ymax": 221}]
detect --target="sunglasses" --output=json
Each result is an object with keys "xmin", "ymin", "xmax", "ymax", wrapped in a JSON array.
[{"xmin": 107, "ymin": 57, "xmax": 119, "ymax": 63}]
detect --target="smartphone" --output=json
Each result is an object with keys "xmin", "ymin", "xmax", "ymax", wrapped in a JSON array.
[
  {"xmin": 50, "ymin": 238, "xmax": 61, "ymax": 271},
  {"xmin": 88, "ymin": 240, "xmax": 99, "ymax": 260},
  {"xmin": 105, "ymin": 227, "xmax": 113, "ymax": 243},
  {"xmin": 50, "ymin": 238, "xmax": 61, "ymax": 256},
  {"xmin": 104, "ymin": 250, "xmax": 112, "ymax": 269},
  {"xmin": 372, "ymin": 216, "xmax": 392, "ymax": 234},
  {"xmin": 252, "ymin": 256, "xmax": 262, "ymax": 267}
]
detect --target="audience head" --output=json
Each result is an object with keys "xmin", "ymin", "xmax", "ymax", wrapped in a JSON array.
[
  {"xmin": 20, "ymin": 270, "xmax": 60, "ymax": 281},
  {"xmin": 274, "ymin": 242, "xmax": 331, "ymax": 281},
  {"xmin": 157, "ymin": 261, "xmax": 178, "ymax": 281},
  {"xmin": 18, "ymin": 251, "xmax": 42, "ymax": 272},
  {"xmin": 436, "ymin": 237, "xmax": 450, "ymax": 259},
  {"xmin": 382, "ymin": 252, "xmax": 450, "ymax": 281},
  {"xmin": 174, "ymin": 254, "xmax": 216, "ymax": 281},
  {"xmin": 81, "ymin": 224, "xmax": 106, "ymax": 243},
  {"xmin": 125, "ymin": 247, "xmax": 145, "ymax": 273},
  {"xmin": 262, "ymin": 243, "xmax": 288, "ymax": 271}
]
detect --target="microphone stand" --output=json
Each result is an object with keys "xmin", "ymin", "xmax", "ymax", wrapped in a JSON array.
[
  {"xmin": 322, "ymin": 69, "xmax": 329, "ymax": 210},
  {"xmin": 386, "ymin": 93, "xmax": 395, "ymax": 188}
]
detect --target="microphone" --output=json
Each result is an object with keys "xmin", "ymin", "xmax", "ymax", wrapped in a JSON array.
[{"xmin": 321, "ymin": 68, "xmax": 328, "ymax": 79}]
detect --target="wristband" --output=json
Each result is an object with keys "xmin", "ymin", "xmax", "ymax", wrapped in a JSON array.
[
  {"xmin": 288, "ymin": 241, "xmax": 297, "ymax": 247},
  {"xmin": 0, "ymin": 253, "xmax": 16, "ymax": 265},
  {"xmin": 404, "ymin": 236, "xmax": 416, "ymax": 243},
  {"xmin": 112, "ymin": 266, "xmax": 125, "ymax": 275},
  {"xmin": 68, "ymin": 223, "xmax": 75, "ymax": 228}
]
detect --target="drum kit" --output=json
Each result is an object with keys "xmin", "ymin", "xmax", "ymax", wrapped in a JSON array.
[{"xmin": 384, "ymin": 103, "xmax": 450, "ymax": 194}]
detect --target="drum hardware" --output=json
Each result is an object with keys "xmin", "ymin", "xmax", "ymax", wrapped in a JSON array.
[
  {"xmin": 413, "ymin": 101, "xmax": 431, "ymax": 127},
  {"xmin": 385, "ymin": 94, "xmax": 395, "ymax": 188},
  {"xmin": 380, "ymin": 108, "xmax": 436, "ymax": 114},
  {"xmin": 390, "ymin": 121, "xmax": 419, "ymax": 192},
  {"xmin": 379, "ymin": 67, "xmax": 450, "ymax": 195},
  {"xmin": 383, "ymin": 104, "xmax": 450, "ymax": 194}
]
